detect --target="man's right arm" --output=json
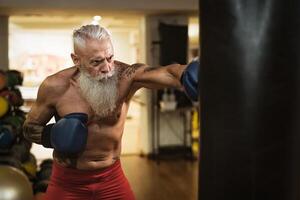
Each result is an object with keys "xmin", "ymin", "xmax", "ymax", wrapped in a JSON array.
[{"xmin": 23, "ymin": 78, "xmax": 56, "ymax": 144}]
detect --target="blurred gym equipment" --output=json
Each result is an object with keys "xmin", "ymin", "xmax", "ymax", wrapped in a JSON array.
[
  {"xmin": 0, "ymin": 165, "xmax": 34, "ymax": 200},
  {"xmin": 199, "ymin": 1, "xmax": 300, "ymax": 199}
]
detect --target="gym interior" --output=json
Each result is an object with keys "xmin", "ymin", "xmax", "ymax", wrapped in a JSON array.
[
  {"xmin": 0, "ymin": 0, "xmax": 199, "ymax": 200},
  {"xmin": 1, "ymin": 1, "xmax": 299, "ymax": 200}
]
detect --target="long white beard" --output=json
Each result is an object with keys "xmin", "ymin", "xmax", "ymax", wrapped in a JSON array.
[{"xmin": 78, "ymin": 70, "xmax": 118, "ymax": 118}]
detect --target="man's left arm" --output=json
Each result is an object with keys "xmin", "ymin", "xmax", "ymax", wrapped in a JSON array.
[
  {"xmin": 131, "ymin": 63, "xmax": 186, "ymax": 90},
  {"xmin": 129, "ymin": 60, "xmax": 199, "ymax": 101}
]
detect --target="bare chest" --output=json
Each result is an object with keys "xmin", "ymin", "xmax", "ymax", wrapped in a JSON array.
[{"xmin": 55, "ymin": 84, "xmax": 129, "ymax": 126}]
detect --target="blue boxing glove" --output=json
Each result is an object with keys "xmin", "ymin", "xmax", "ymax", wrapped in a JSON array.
[
  {"xmin": 180, "ymin": 59, "xmax": 199, "ymax": 101},
  {"xmin": 41, "ymin": 113, "xmax": 88, "ymax": 154}
]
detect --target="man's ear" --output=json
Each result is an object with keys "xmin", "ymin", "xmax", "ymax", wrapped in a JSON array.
[{"xmin": 71, "ymin": 53, "xmax": 80, "ymax": 66}]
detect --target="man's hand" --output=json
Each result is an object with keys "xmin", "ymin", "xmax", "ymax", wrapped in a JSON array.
[
  {"xmin": 42, "ymin": 113, "xmax": 88, "ymax": 155},
  {"xmin": 23, "ymin": 123, "xmax": 44, "ymax": 144}
]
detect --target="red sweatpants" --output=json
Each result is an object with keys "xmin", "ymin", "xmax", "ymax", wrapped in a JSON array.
[{"xmin": 44, "ymin": 160, "xmax": 135, "ymax": 200}]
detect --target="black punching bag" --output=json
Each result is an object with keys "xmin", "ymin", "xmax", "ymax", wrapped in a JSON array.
[{"xmin": 199, "ymin": 1, "xmax": 300, "ymax": 200}]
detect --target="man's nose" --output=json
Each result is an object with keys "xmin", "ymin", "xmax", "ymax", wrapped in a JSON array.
[{"xmin": 100, "ymin": 61, "xmax": 112, "ymax": 73}]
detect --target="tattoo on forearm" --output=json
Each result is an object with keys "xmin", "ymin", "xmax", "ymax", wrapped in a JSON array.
[
  {"xmin": 122, "ymin": 63, "xmax": 145, "ymax": 78},
  {"xmin": 23, "ymin": 123, "xmax": 43, "ymax": 144}
]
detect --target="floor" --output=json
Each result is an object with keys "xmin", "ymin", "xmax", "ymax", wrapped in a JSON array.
[{"xmin": 121, "ymin": 156, "xmax": 198, "ymax": 200}]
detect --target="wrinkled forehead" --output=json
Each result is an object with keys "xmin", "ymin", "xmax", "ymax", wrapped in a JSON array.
[{"xmin": 76, "ymin": 38, "xmax": 114, "ymax": 58}]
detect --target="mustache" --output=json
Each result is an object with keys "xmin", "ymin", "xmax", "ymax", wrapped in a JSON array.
[
  {"xmin": 79, "ymin": 66, "xmax": 118, "ymax": 81},
  {"xmin": 95, "ymin": 70, "xmax": 116, "ymax": 81}
]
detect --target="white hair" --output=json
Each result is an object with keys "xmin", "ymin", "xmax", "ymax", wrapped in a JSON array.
[
  {"xmin": 73, "ymin": 24, "xmax": 111, "ymax": 51},
  {"xmin": 78, "ymin": 69, "xmax": 118, "ymax": 118}
]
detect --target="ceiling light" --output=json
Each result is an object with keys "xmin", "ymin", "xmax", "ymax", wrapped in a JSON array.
[{"xmin": 93, "ymin": 16, "xmax": 102, "ymax": 21}]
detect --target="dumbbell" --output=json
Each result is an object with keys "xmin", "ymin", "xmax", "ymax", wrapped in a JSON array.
[
  {"xmin": 11, "ymin": 139, "xmax": 31, "ymax": 162},
  {"xmin": 0, "ymin": 70, "xmax": 23, "ymax": 90},
  {"xmin": 0, "ymin": 96, "xmax": 9, "ymax": 118},
  {"xmin": 39, "ymin": 159, "xmax": 53, "ymax": 170},
  {"xmin": 33, "ymin": 179, "xmax": 49, "ymax": 195},
  {"xmin": 2, "ymin": 115, "xmax": 25, "ymax": 136},
  {"xmin": 5, "ymin": 70, "xmax": 23, "ymax": 89},
  {"xmin": 14, "ymin": 109, "xmax": 26, "ymax": 119},
  {"xmin": 34, "ymin": 159, "xmax": 53, "ymax": 195},
  {"xmin": 2, "ymin": 114, "xmax": 24, "ymax": 127},
  {"xmin": 0, "ymin": 89, "xmax": 24, "ymax": 107},
  {"xmin": 0, "ymin": 155, "xmax": 22, "ymax": 169},
  {"xmin": 0, "ymin": 124, "xmax": 17, "ymax": 149},
  {"xmin": 22, "ymin": 153, "xmax": 37, "ymax": 181},
  {"xmin": 0, "ymin": 70, "xmax": 6, "ymax": 90},
  {"xmin": 37, "ymin": 160, "xmax": 53, "ymax": 182}
]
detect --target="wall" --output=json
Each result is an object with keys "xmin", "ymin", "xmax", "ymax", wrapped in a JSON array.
[
  {"xmin": 0, "ymin": 0, "xmax": 197, "ymax": 14},
  {"xmin": 144, "ymin": 14, "xmax": 190, "ymax": 153},
  {"xmin": 0, "ymin": 16, "xmax": 8, "ymax": 70}
]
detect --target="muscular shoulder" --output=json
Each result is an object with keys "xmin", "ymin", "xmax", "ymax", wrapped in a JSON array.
[{"xmin": 38, "ymin": 67, "xmax": 77, "ymax": 102}]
